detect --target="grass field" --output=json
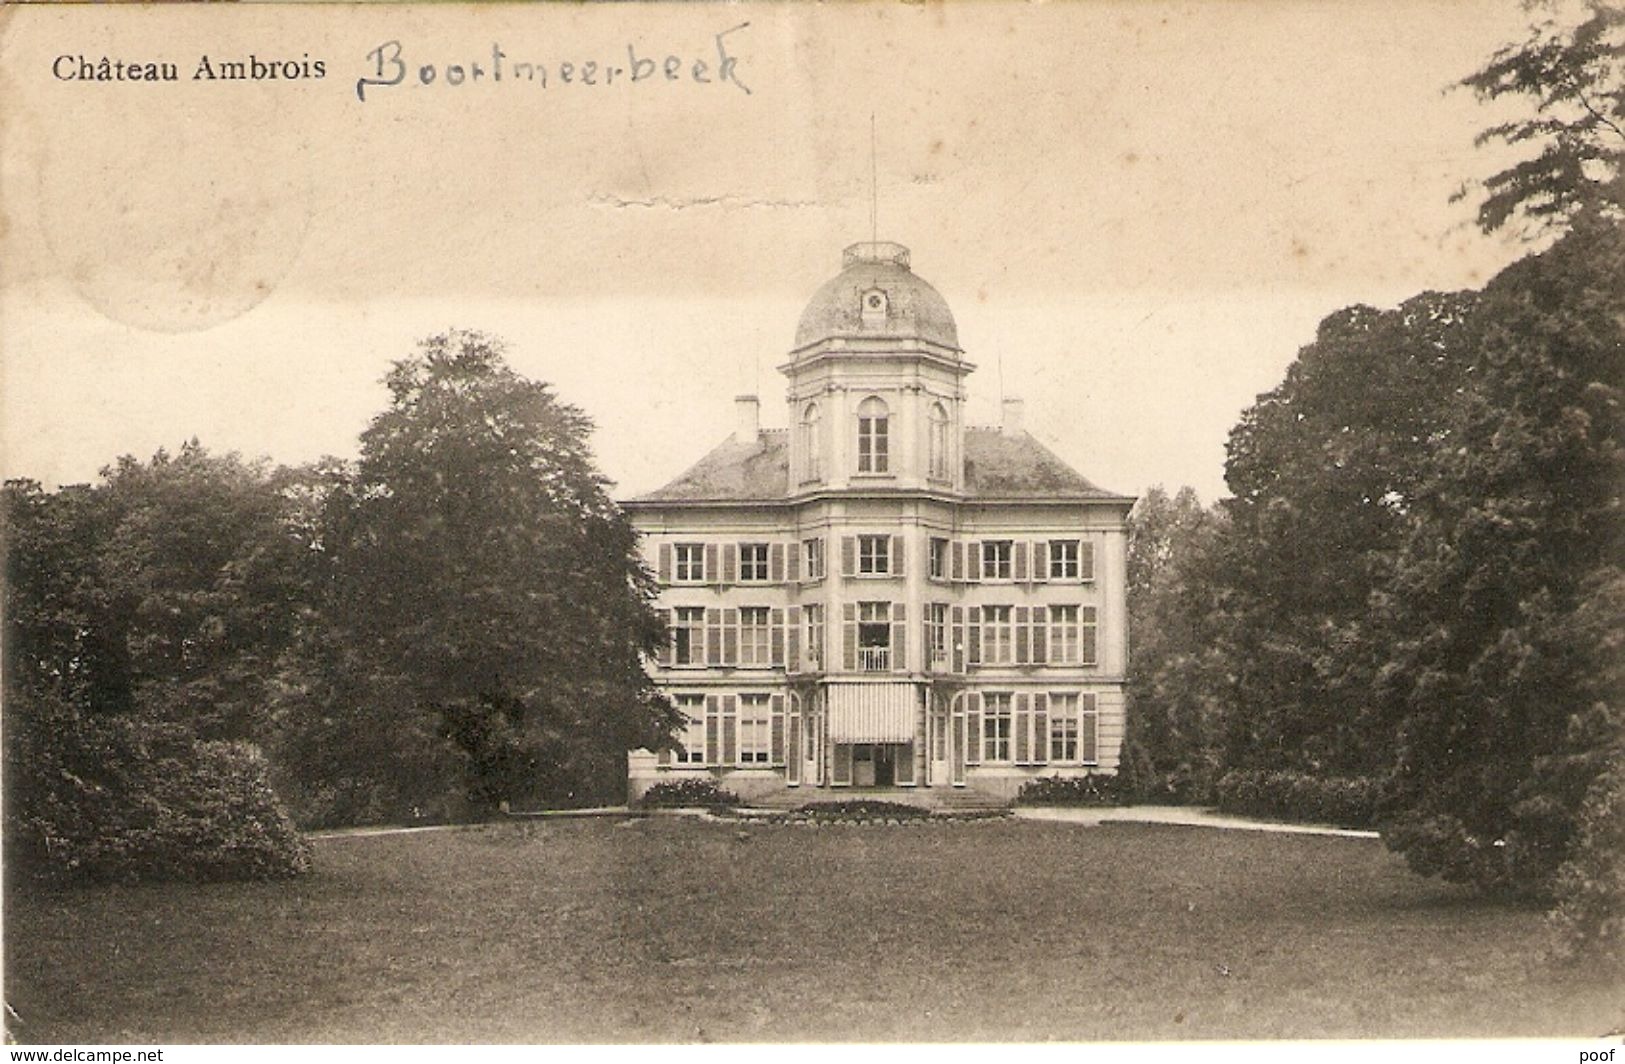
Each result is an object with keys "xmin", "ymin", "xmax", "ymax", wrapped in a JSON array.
[{"xmin": 6, "ymin": 817, "xmax": 1620, "ymax": 1043}]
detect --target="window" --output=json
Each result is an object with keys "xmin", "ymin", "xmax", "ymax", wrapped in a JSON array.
[
  {"xmin": 674, "ymin": 693, "xmax": 706, "ymax": 764},
  {"xmin": 929, "ymin": 537, "xmax": 948, "ymax": 580},
  {"xmin": 1050, "ymin": 540, "xmax": 1080, "ymax": 580},
  {"xmin": 857, "ymin": 397, "xmax": 889, "ymax": 474},
  {"xmin": 805, "ymin": 604, "xmax": 824, "ymax": 670},
  {"xmin": 858, "ymin": 601, "xmax": 891, "ymax": 672},
  {"xmin": 982, "ymin": 605, "xmax": 1014, "ymax": 665},
  {"xmin": 1049, "ymin": 694, "xmax": 1078, "ymax": 762},
  {"xmin": 738, "ymin": 694, "xmax": 772, "ymax": 764},
  {"xmin": 672, "ymin": 607, "xmax": 705, "ymax": 666},
  {"xmin": 803, "ymin": 537, "xmax": 825, "ymax": 582},
  {"xmin": 739, "ymin": 543, "xmax": 769, "ymax": 582},
  {"xmin": 800, "ymin": 403, "xmax": 824, "ymax": 482},
  {"xmin": 1049, "ymin": 605, "xmax": 1080, "ymax": 665},
  {"xmin": 982, "ymin": 540, "xmax": 1013, "ymax": 580},
  {"xmin": 739, "ymin": 607, "xmax": 772, "ymax": 667},
  {"xmin": 983, "ymin": 692, "xmax": 1013, "ymax": 762},
  {"xmin": 927, "ymin": 603, "xmax": 948, "ymax": 666},
  {"xmin": 674, "ymin": 543, "xmax": 705, "ymax": 583},
  {"xmin": 858, "ymin": 534, "xmax": 891, "ymax": 575},
  {"xmin": 928, "ymin": 402, "xmax": 950, "ymax": 480}
]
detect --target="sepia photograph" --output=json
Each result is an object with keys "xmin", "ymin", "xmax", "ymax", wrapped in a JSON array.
[{"xmin": 1, "ymin": 0, "xmax": 1621, "ymax": 1049}]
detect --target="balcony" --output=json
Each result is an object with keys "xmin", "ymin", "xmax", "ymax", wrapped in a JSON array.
[{"xmin": 858, "ymin": 646, "xmax": 891, "ymax": 672}]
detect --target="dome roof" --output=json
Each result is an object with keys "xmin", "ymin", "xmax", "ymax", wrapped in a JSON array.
[{"xmin": 793, "ymin": 241, "xmax": 960, "ymax": 352}]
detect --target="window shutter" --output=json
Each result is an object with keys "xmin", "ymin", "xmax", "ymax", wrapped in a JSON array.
[
  {"xmin": 967, "ymin": 541, "xmax": 982, "ymax": 582},
  {"xmin": 967, "ymin": 606, "xmax": 982, "ymax": 666},
  {"xmin": 841, "ymin": 536, "xmax": 857, "ymax": 578},
  {"xmin": 952, "ymin": 540, "xmax": 965, "ymax": 582},
  {"xmin": 966, "ymin": 692, "xmax": 983, "ymax": 765},
  {"xmin": 1015, "ymin": 606, "xmax": 1030, "ymax": 665},
  {"xmin": 1079, "ymin": 541, "xmax": 1095, "ymax": 583},
  {"xmin": 1033, "ymin": 540, "xmax": 1049, "ymax": 582},
  {"xmin": 770, "ymin": 543, "xmax": 785, "ymax": 583},
  {"xmin": 842, "ymin": 603, "xmax": 857, "ymax": 671},
  {"xmin": 891, "ymin": 535, "xmax": 905, "ymax": 577},
  {"xmin": 722, "ymin": 544, "xmax": 738, "ymax": 585},
  {"xmin": 658, "ymin": 543, "xmax": 673, "ymax": 584},
  {"xmin": 705, "ymin": 695, "xmax": 720, "ymax": 765},
  {"xmin": 786, "ymin": 713, "xmax": 802, "ymax": 785},
  {"xmin": 1081, "ymin": 607, "xmax": 1098, "ymax": 666},
  {"xmin": 721, "ymin": 695, "xmax": 737, "ymax": 765},
  {"xmin": 787, "ymin": 605, "xmax": 802, "ymax": 673},
  {"xmin": 832, "ymin": 742, "xmax": 853, "ymax": 785},
  {"xmin": 951, "ymin": 606, "xmax": 965, "ymax": 673},
  {"xmin": 1081, "ymin": 693, "xmax": 1098, "ymax": 763},
  {"xmin": 705, "ymin": 608, "xmax": 722, "ymax": 665},
  {"xmin": 705, "ymin": 543, "xmax": 720, "ymax": 585},
  {"xmin": 787, "ymin": 543, "xmax": 802, "ymax": 584},
  {"xmin": 656, "ymin": 609, "xmax": 673, "ymax": 666},
  {"xmin": 770, "ymin": 608, "xmax": 785, "ymax": 667},
  {"xmin": 1032, "ymin": 606, "xmax": 1048, "ymax": 664},
  {"xmin": 770, "ymin": 694, "xmax": 785, "ymax": 765},
  {"xmin": 1014, "ymin": 541, "xmax": 1030, "ymax": 583},
  {"xmin": 722, "ymin": 608, "xmax": 739, "ymax": 666},
  {"xmin": 1014, "ymin": 693, "xmax": 1031, "ymax": 764},
  {"xmin": 891, "ymin": 603, "xmax": 907, "ymax": 672},
  {"xmin": 1033, "ymin": 693, "xmax": 1050, "ymax": 765}
]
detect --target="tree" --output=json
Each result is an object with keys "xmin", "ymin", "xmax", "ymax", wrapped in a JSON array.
[
  {"xmin": 297, "ymin": 330, "xmax": 678, "ymax": 813},
  {"xmin": 1457, "ymin": 1, "xmax": 1624, "ymax": 235}
]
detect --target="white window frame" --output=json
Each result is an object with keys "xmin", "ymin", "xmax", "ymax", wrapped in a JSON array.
[
  {"xmin": 1048, "ymin": 693, "xmax": 1079, "ymax": 762},
  {"xmin": 800, "ymin": 402, "xmax": 824, "ymax": 482},
  {"xmin": 673, "ymin": 543, "xmax": 705, "ymax": 583},
  {"xmin": 928, "ymin": 402, "xmax": 950, "ymax": 480},
  {"xmin": 738, "ymin": 607, "xmax": 772, "ymax": 667},
  {"xmin": 738, "ymin": 693, "xmax": 772, "ymax": 765},
  {"xmin": 982, "ymin": 605, "xmax": 1014, "ymax": 665},
  {"xmin": 674, "ymin": 693, "xmax": 706, "ymax": 764},
  {"xmin": 982, "ymin": 692, "xmax": 1013, "ymax": 763},
  {"xmin": 804, "ymin": 537, "xmax": 825, "ymax": 582},
  {"xmin": 858, "ymin": 534, "xmax": 891, "ymax": 576},
  {"xmin": 739, "ymin": 543, "xmax": 770, "ymax": 583},
  {"xmin": 805, "ymin": 603, "xmax": 824, "ymax": 670},
  {"xmin": 858, "ymin": 601, "xmax": 892, "ymax": 672},
  {"xmin": 1049, "ymin": 540, "xmax": 1080, "ymax": 580},
  {"xmin": 982, "ymin": 540, "xmax": 1013, "ymax": 581},
  {"xmin": 927, "ymin": 603, "xmax": 948, "ymax": 666},
  {"xmin": 929, "ymin": 537, "xmax": 948, "ymax": 580},
  {"xmin": 672, "ymin": 606, "xmax": 705, "ymax": 666},
  {"xmin": 1048, "ymin": 605, "xmax": 1080, "ymax": 665},
  {"xmin": 857, "ymin": 397, "xmax": 890, "ymax": 475}
]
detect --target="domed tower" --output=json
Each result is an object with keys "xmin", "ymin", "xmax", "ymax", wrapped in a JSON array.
[{"xmin": 781, "ymin": 242, "xmax": 973, "ymax": 495}]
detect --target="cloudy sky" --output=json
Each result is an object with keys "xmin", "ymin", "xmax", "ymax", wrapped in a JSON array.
[{"xmin": 1, "ymin": 1, "xmax": 1543, "ymax": 504}]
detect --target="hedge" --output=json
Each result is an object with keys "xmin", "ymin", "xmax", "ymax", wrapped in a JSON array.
[{"xmin": 1214, "ymin": 769, "xmax": 1380, "ymax": 828}]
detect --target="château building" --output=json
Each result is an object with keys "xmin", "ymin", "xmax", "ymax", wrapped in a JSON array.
[{"xmin": 625, "ymin": 241, "xmax": 1132, "ymax": 804}]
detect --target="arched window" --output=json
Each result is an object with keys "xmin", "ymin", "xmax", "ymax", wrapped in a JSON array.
[
  {"xmin": 928, "ymin": 402, "xmax": 950, "ymax": 480},
  {"xmin": 800, "ymin": 402, "xmax": 823, "ymax": 481},
  {"xmin": 856, "ymin": 396, "xmax": 889, "ymax": 474}
]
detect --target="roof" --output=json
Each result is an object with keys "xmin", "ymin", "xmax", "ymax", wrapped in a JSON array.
[
  {"xmin": 793, "ymin": 242, "xmax": 960, "ymax": 353},
  {"xmin": 627, "ymin": 426, "xmax": 1127, "ymax": 505}
]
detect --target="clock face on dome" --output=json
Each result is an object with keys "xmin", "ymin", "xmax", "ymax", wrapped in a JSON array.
[{"xmin": 861, "ymin": 288, "xmax": 889, "ymax": 322}]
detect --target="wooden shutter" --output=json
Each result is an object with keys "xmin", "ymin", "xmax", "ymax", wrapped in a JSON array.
[
  {"xmin": 787, "ymin": 542, "xmax": 802, "ymax": 583},
  {"xmin": 1081, "ymin": 693, "xmax": 1098, "ymax": 763},
  {"xmin": 705, "ymin": 608, "xmax": 722, "ymax": 665},
  {"xmin": 787, "ymin": 605, "xmax": 802, "ymax": 673},
  {"xmin": 950, "ymin": 694, "xmax": 968, "ymax": 784},
  {"xmin": 891, "ymin": 603, "xmax": 907, "ymax": 672},
  {"xmin": 1033, "ymin": 540, "xmax": 1050, "ymax": 582},
  {"xmin": 967, "ymin": 541, "xmax": 982, "ymax": 581},
  {"xmin": 833, "ymin": 742, "xmax": 853, "ymax": 785},
  {"xmin": 1079, "ymin": 541, "xmax": 1095, "ymax": 583},
  {"xmin": 842, "ymin": 603, "xmax": 858, "ymax": 671},
  {"xmin": 951, "ymin": 606, "xmax": 965, "ymax": 673},
  {"xmin": 952, "ymin": 540, "xmax": 965, "ymax": 582},
  {"xmin": 1031, "ymin": 606, "xmax": 1048, "ymax": 664},
  {"xmin": 841, "ymin": 536, "xmax": 857, "ymax": 578},
  {"xmin": 701, "ymin": 543, "xmax": 717, "ymax": 585},
  {"xmin": 1015, "ymin": 606, "xmax": 1030, "ymax": 664},
  {"xmin": 967, "ymin": 606, "xmax": 982, "ymax": 666},
  {"xmin": 897, "ymin": 706, "xmax": 919, "ymax": 785},
  {"xmin": 965, "ymin": 692, "xmax": 983, "ymax": 765},
  {"xmin": 1014, "ymin": 693, "xmax": 1031, "ymax": 764},
  {"xmin": 721, "ymin": 695, "xmax": 737, "ymax": 765},
  {"xmin": 891, "ymin": 535, "xmax": 905, "ymax": 578},
  {"xmin": 1014, "ymin": 541, "xmax": 1030, "ymax": 583},
  {"xmin": 656, "ymin": 609, "xmax": 672, "ymax": 665},
  {"xmin": 658, "ymin": 543, "xmax": 673, "ymax": 583},
  {"xmin": 1081, "ymin": 607, "xmax": 1098, "ymax": 666},
  {"xmin": 770, "ymin": 694, "xmax": 785, "ymax": 765},
  {"xmin": 770, "ymin": 608, "xmax": 785, "ymax": 667},
  {"xmin": 705, "ymin": 694, "xmax": 720, "ymax": 765},
  {"xmin": 770, "ymin": 543, "xmax": 785, "ymax": 583},
  {"xmin": 722, "ymin": 544, "xmax": 738, "ymax": 585},
  {"xmin": 722, "ymin": 608, "xmax": 739, "ymax": 666},
  {"xmin": 1033, "ymin": 693, "xmax": 1050, "ymax": 765},
  {"xmin": 787, "ymin": 711, "xmax": 802, "ymax": 785}
]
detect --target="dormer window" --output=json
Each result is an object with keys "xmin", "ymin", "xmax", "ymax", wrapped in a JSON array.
[
  {"xmin": 857, "ymin": 396, "xmax": 889, "ymax": 474},
  {"xmin": 860, "ymin": 287, "xmax": 889, "ymax": 325}
]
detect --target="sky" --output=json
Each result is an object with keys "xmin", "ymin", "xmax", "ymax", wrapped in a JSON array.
[{"xmin": 0, "ymin": 1, "xmax": 1544, "ymax": 505}]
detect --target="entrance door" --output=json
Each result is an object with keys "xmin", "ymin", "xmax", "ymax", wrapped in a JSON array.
[
  {"xmin": 874, "ymin": 745, "xmax": 897, "ymax": 787},
  {"xmin": 929, "ymin": 706, "xmax": 949, "ymax": 785},
  {"xmin": 852, "ymin": 744, "xmax": 876, "ymax": 787}
]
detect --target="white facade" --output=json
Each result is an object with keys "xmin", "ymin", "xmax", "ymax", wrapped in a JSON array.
[{"xmin": 625, "ymin": 242, "xmax": 1133, "ymax": 804}]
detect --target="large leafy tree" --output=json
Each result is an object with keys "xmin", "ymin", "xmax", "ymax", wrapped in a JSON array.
[{"xmin": 298, "ymin": 330, "xmax": 677, "ymax": 813}]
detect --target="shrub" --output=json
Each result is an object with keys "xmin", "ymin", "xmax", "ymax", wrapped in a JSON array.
[
  {"xmin": 1549, "ymin": 756, "xmax": 1625, "ymax": 967},
  {"xmin": 1015, "ymin": 772, "xmax": 1130, "ymax": 807},
  {"xmin": 1214, "ymin": 769, "xmax": 1380, "ymax": 828},
  {"xmin": 791, "ymin": 800, "xmax": 931, "ymax": 820},
  {"xmin": 637, "ymin": 778, "xmax": 741, "ymax": 809}
]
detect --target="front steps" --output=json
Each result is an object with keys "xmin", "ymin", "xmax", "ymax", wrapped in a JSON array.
[{"xmin": 749, "ymin": 784, "xmax": 1008, "ymax": 813}]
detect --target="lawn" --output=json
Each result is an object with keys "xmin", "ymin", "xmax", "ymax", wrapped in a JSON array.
[{"xmin": 6, "ymin": 816, "xmax": 1619, "ymax": 1043}]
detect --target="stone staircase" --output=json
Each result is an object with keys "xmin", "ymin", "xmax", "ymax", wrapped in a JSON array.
[{"xmin": 747, "ymin": 785, "xmax": 1009, "ymax": 813}]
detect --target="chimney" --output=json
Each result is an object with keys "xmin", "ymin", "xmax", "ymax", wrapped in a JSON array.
[
  {"xmin": 734, "ymin": 394, "xmax": 760, "ymax": 441},
  {"xmin": 1002, "ymin": 397, "xmax": 1025, "ymax": 434}
]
